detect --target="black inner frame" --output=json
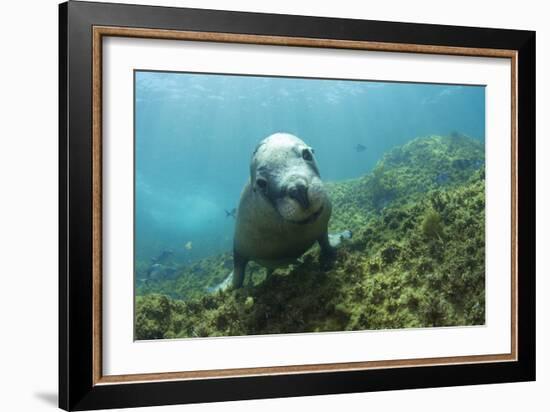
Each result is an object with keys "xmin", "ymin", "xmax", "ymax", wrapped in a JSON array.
[{"xmin": 59, "ymin": 1, "xmax": 536, "ymax": 410}]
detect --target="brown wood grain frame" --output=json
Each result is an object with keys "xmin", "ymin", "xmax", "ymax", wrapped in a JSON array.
[{"xmin": 91, "ymin": 26, "xmax": 518, "ymax": 386}]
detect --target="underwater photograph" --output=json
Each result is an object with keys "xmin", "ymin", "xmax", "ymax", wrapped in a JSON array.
[{"xmin": 134, "ymin": 70, "xmax": 486, "ymax": 340}]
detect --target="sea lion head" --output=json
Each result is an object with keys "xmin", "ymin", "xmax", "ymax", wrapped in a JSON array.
[{"xmin": 250, "ymin": 133, "xmax": 327, "ymax": 224}]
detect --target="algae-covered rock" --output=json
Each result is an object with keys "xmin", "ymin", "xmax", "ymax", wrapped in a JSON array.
[
  {"xmin": 244, "ymin": 296, "xmax": 254, "ymax": 309},
  {"xmin": 135, "ymin": 134, "xmax": 486, "ymax": 339},
  {"xmin": 421, "ymin": 210, "xmax": 444, "ymax": 241}
]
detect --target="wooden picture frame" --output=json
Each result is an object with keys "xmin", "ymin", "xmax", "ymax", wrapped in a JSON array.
[{"xmin": 59, "ymin": 1, "xmax": 535, "ymax": 410}]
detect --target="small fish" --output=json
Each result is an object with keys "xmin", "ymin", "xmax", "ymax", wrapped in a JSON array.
[
  {"xmin": 355, "ymin": 144, "xmax": 367, "ymax": 152},
  {"xmin": 184, "ymin": 241, "xmax": 193, "ymax": 251},
  {"xmin": 225, "ymin": 208, "xmax": 237, "ymax": 218}
]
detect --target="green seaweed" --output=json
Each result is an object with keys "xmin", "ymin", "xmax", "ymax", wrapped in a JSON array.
[
  {"xmin": 135, "ymin": 134, "xmax": 486, "ymax": 339},
  {"xmin": 421, "ymin": 209, "xmax": 444, "ymax": 241}
]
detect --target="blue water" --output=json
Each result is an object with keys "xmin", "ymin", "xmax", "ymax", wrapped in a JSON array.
[{"xmin": 135, "ymin": 71, "xmax": 485, "ymax": 265}]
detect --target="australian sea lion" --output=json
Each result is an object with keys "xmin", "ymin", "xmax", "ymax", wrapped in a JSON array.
[{"xmin": 227, "ymin": 132, "xmax": 350, "ymax": 289}]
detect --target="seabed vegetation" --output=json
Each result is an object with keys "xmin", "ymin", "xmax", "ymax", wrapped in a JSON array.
[{"xmin": 135, "ymin": 134, "xmax": 486, "ymax": 340}]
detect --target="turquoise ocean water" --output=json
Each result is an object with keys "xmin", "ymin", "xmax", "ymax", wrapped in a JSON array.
[{"xmin": 135, "ymin": 71, "xmax": 484, "ymax": 268}]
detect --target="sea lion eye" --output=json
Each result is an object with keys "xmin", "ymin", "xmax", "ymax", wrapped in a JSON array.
[
  {"xmin": 256, "ymin": 177, "xmax": 268, "ymax": 190},
  {"xmin": 302, "ymin": 148, "xmax": 313, "ymax": 161}
]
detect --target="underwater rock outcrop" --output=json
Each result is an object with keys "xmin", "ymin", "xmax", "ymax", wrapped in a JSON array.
[{"xmin": 135, "ymin": 134, "xmax": 486, "ymax": 340}]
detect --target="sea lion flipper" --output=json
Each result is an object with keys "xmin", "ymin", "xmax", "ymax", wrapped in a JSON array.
[
  {"xmin": 319, "ymin": 229, "xmax": 353, "ymax": 270},
  {"xmin": 318, "ymin": 230, "xmax": 352, "ymax": 267},
  {"xmin": 327, "ymin": 229, "xmax": 353, "ymax": 248},
  {"xmin": 206, "ymin": 271, "xmax": 232, "ymax": 293},
  {"xmin": 318, "ymin": 231, "xmax": 337, "ymax": 262},
  {"xmin": 231, "ymin": 252, "xmax": 248, "ymax": 289},
  {"xmin": 317, "ymin": 232, "xmax": 336, "ymax": 271}
]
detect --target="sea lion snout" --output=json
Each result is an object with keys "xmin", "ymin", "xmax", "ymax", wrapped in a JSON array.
[
  {"xmin": 276, "ymin": 174, "xmax": 325, "ymax": 222},
  {"xmin": 288, "ymin": 182, "xmax": 310, "ymax": 209},
  {"xmin": 284, "ymin": 177, "xmax": 310, "ymax": 209}
]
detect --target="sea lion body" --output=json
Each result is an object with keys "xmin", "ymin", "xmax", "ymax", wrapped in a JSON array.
[
  {"xmin": 231, "ymin": 133, "xmax": 336, "ymax": 288},
  {"xmin": 234, "ymin": 181, "xmax": 332, "ymax": 269}
]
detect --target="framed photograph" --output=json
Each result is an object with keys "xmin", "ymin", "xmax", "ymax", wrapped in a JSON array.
[{"xmin": 59, "ymin": 1, "xmax": 536, "ymax": 410}]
